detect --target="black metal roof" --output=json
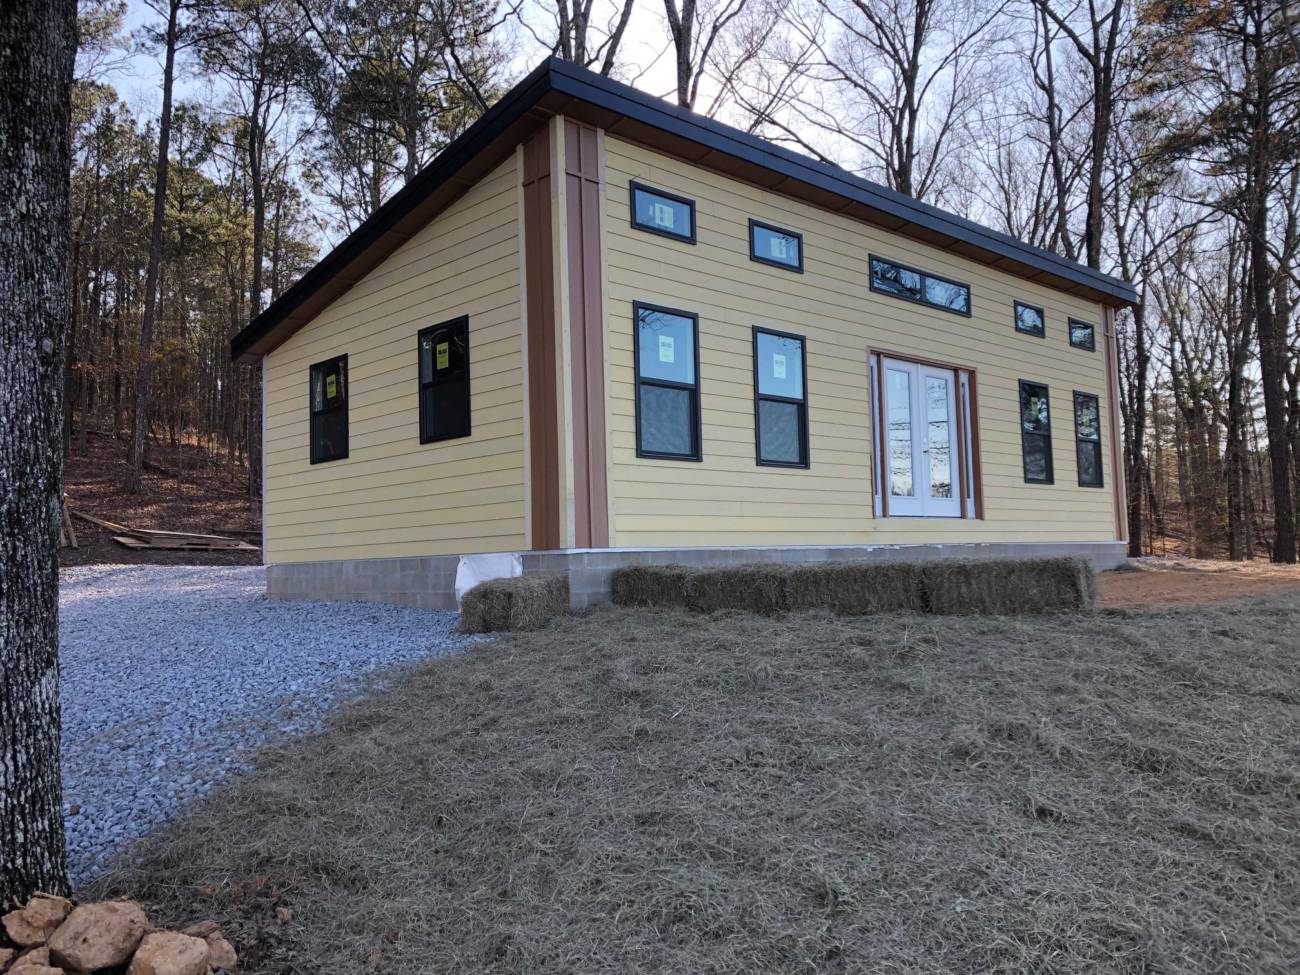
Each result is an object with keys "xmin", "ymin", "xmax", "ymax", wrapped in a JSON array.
[{"xmin": 232, "ymin": 56, "xmax": 1136, "ymax": 362}]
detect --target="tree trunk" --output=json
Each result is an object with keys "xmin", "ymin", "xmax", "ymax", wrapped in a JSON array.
[
  {"xmin": 126, "ymin": 0, "xmax": 180, "ymax": 493},
  {"xmin": 0, "ymin": 0, "xmax": 76, "ymax": 905}
]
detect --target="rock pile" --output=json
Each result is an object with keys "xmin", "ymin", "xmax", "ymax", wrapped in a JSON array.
[{"xmin": 1, "ymin": 894, "xmax": 237, "ymax": 975}]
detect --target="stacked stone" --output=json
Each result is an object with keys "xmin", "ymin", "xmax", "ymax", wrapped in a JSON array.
[{"xmin": 0, "ymin": 895, "xmax": 237, "ymax": 975}]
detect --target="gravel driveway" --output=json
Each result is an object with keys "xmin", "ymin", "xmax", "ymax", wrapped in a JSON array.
[{"xmin": 60, "ymin": 564, "xmax": 474, "ymax": 885}]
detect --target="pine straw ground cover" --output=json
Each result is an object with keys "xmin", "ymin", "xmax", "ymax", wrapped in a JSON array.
[{"xmin": 88, "ymin": 594, "xmax": 1300, "ymax": 974}]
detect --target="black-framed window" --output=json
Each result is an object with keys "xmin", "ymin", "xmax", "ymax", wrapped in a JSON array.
[
  {"xmin": 1069, "ymin": 318, "xmax": 1096, "ymax": 351},
  {"xmin": 869, "ymin": 254, "xmax": 971, "ymax": 316},
  {"xmin": 753, "ymin": 328, "xmax": 808, "ymax": 467},
  {"xmin": 418, "ymin": 316, "xmax": 470, "ymax": 444},
  {"xmin": 309, "ymin": 355, "xmax": 348, "ymax": 464},
  {"xmin": 1073, "ymin": 391, "xmax": 1103, "ymax": 488},
  {"xmin": 630, "ymin": 181, "xmax": 695, "ymax": 243},
  {"xmin": 1019, "ymin": 380, "xmax": 1053, "ymax": 484},
  {"xmin": 749, "ymin": 219, "xmax": 803, "ymax": 272},
  {"xmin": 634, "ymin": 302, "xmax": 701, "ymax": 460},
  {"xmin": 1015, "ymin": 301, "xmax": 1045, "ymax": 337}
]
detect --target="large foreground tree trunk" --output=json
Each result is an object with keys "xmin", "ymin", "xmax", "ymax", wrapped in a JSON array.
[{"xmin": 0, "ymin": 0, "xmax": 77, "ymax": 903}]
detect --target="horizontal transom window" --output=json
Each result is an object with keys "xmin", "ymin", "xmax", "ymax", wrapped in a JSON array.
[
  {"xmin": 749, "ymin": 220, "xmax": 803, "ymax": 271},
  {"xmin": 870, "ymin": 255, "xmax": 971, "ymax": 315},
  {"xmin": 630, "ymin": 181, "xmax": 695, "ymax": 243}
]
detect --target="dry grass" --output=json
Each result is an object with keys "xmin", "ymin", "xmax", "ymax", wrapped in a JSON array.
[
  {"xmin": 458, "ymin": 574, "xmax": 569, "ymax": 633},
  {"xmin": 924, "ymin": 557, "xmax": 1096, "ymax": 615},
  {"xmin": 88, "ymin": 593, "xmax": 1300, "ymax": 974},
  {"xmin": 786, "ymin": 561, "xmax": 926, "ymax": 614}
]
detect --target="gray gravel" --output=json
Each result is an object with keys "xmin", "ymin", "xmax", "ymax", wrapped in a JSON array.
[{"xmin": 59, "ymin": 564, "xmax": 474, "ymax": 886}]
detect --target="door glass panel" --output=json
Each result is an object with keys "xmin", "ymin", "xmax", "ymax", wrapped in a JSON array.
[
  {"xmin": 886, "ymin": 368, "xmax": 914, "ymax": 497},
  {"xmin": 926, "ymin": 375, "xmax": 953, "ymax": 499}
]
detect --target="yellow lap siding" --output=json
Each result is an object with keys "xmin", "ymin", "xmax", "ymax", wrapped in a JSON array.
[
  {"xmin": 603, "ymin": 136, "xmax": 1116, "ymax": 548},
  {"xmin": 262, "ymin": 154, "xmax": 525, "ymax": 563}
]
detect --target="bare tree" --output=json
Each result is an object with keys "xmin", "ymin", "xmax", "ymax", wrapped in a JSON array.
[
  {"xmin": 1, "ymin": 0, "xmax": 76, "ymax": 904},
  {"xmin": 662, "ymin": 0, "xmax": 752, "ymax": 109}
]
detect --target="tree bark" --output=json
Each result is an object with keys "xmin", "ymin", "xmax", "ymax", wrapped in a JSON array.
[
  {"xmin": 126, "ymin": 0, "xmax": 180, "ymax": 493},
  {"xmin": 0, "ymin": 0, "xmax": 76, "ymax": 904}
]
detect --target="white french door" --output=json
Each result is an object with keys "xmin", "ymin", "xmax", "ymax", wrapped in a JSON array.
[{"xmin": 880, "ymin": 357, "xmax": 962, "ymax": 517}]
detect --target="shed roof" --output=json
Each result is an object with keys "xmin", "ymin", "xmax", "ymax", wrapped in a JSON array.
[{"xmin": 231, "ymin": 57, "xmax": 1137, "ymax": 363}]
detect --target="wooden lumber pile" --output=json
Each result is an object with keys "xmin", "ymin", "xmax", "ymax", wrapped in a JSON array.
[{"xmin": 69, "ymin": 508, "xmax": 259, "ymax": 553}]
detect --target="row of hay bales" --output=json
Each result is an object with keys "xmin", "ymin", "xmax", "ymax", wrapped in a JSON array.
[
  {"xmin": 612, "ymin": 557, "xmax": 1098, "ymax": 618},
  {"xmin": 460, "ymin": 557, "xmax": 1097, "ymax": 632}
]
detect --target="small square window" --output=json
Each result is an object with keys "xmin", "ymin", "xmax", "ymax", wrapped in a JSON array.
[
  {"xmin": 630, "ymin": 182, "xmax": 695, "ymax": 243},
  {"xmin": 749, "ymin": 220, "xmax": 803, "ymax": 272},
  {"xmin": 1015, "ymin": 301, "xmax": 1045, "ymax": 337},
  {"xmin": 1069, "ymin": 319, "xmax": 1096, "ymax": 351}
]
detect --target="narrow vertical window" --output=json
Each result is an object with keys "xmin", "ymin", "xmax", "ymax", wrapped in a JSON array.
[
  {"xmin": 1019, "ymin": 380, "xmax": 1053, "ymax": 484},
  {"xmin": 1073, "ymin": 391, "xmax": 1103, "ymax": 487},
  {"xmin": 1069, "ymin": 318, "xmax": 1096, "ymax": 351},
  {"xmin": 418, "ymin": 316, "xmax": 471, "ymax": 444},
  {"xmin": 634, "ymin": 302, "xmax": 700, "ymax": 460},
  {"xmin": 309, "ymin": 355, "xmax": 348, "ymax": 464},
  {"xmin": 753, "ymin": 328, "xmax": 808, "ymax": 467}
]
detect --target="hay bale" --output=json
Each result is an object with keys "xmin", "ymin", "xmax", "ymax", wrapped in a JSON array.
[
  {"xmin": 459, "ymin": 574, "xmax": 570, "ymax": 633},
  {"xmin": 610, "ymin": 564, "xmax": 691, "ymax": 608},
  {"xmin": 923, "ymin": 557, "xmax": 1096, "ymax": 615},
  {"xmin": 685, "ymin": 564, "xmax": 790, "ymax": 616},
  {"xmin": 786, "ymin": 561, "xmax": 926, "ymax": 615}
]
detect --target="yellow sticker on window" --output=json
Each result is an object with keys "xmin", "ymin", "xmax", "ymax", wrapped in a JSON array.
[
  {"xmin": 436, "ymin": 342, "xmax": 450, "ymax": 370},
  {"xmin": 325, "ymin": 374, "xmax": 337, "ymax": 399}
]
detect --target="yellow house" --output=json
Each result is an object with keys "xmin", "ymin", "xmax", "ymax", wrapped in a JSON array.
[{"xmin": 232, "ymin": 58, "xmax": 1136, "ymax": 609}]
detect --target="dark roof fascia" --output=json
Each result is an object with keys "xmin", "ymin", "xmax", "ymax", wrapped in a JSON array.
[
  {"xmin": 544, "ymin": 59, "xmax": 1137, "ymax": 307},
  {"xmin": 232, "ymin": 56, "xmax": 1136, "ymax": 363},
  {"xmin": 230, "ymin": 58, "xmax": 558, "ymax": 362}
]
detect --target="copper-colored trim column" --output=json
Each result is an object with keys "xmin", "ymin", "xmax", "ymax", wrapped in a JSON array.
[
  {"xmin": 563, "ymin": 120, "xmax": 610, "ymax": 548},
  {"xmin": 522, "ymin": 127, "xmax": 561, "ymax": 550},
  {"xmin": 1103, "ymin": 305, "xmax": 1127, "ymax": 542}
]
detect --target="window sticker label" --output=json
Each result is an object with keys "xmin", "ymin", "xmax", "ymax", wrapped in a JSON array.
[
  {"xmin": 772, "ymin": 353, "xmax": 787, "ymax": 380},
  {"xmin": 653, "ymin": 202, "xmax": 675, "ymax": 229},
  {"xmin": 658, "ymin": 334, "xmax": 675, "ymax": 363},
  {"xmin": 325, "ymin": 374, "xmax": 337, "ymax": 400},
  {"xmin": 436, "ymin": 342, "xmax": 450, "ymax": 370},
  {"xmin": 769, "ymin": 236, "xmax": 788, "ymax": 259}
]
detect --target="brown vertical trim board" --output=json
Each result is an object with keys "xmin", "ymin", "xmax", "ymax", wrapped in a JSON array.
[
  {"xmin": 564, "ymin": 120, "xmax": 609, "ymax": 548},
  {"xmin": 521, "ymin": 126, "xmax": 561, "ymax": 550},
  {"xmin": 1103, "ymin": 305, "xmax": 1127, "ymax": 541}
]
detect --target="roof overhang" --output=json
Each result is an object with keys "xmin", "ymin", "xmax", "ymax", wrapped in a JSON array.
[{"xmin": 232, "ymin": 57, "xmax": 1138, "ymax": 363}]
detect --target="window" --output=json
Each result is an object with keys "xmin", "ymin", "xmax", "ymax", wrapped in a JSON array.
[
  {"xmin": 753, "ymin": 328, "xmax": 808, "ymax": 467},
  {"xmin": 630, "ymin": 182, "xmax": 695, "ymax": 243},
  {"xmin": 1019, "ymin": 380, "xmax": 1053, "ymax": 484},
  {"xmin": 634, "ymin": 302, "xmax": 700, "ymax": 460},
  {"xmin": 869, "ymin": 255, "xmax": 970, "ymax": 315},
  {"xmin": 309, "ymin": 355, "xmax": 348, "ymax": 464},
  {"xmin": 1015, "ymin": 301, "xmax": 1045, "ymax": 337},
  {"xmin": 1069, "ymin": 318, "xmax": 1096, "ymax": 351},
  {"xmin": 1074, "ymin": 391, "xmax": 1103, "ymax": 487},
  {"xmin": 749, "ymin": 220, "xmax": 803, "ymax": 272},
  {"xmin": 418, "ymin": 316, "xmax": 470, "ymax": 444}
]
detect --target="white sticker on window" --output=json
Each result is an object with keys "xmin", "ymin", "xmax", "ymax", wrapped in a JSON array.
[
  {"xmin": 658, "ymin": 334, "xmax": 675, "ymax": 363},
  {"xmin": 772, "ymin": 354, "xmax": 787, "ymax": 380},
  {"xmin": 653, "ymin": 202, "xmax": 675, "ymax": 230},
  {"xmin": 770, "ymin": 236, "xmax": 788, "ymax": 259}
]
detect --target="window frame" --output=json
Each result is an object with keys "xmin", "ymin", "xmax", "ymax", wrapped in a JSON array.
[
  {"xmin": 632, "ymin": 300, "xmax": 703, "ymax": 462},
  {"xmin": 1014, "ymin": 300, "xmax": 1046, "ymax": 338},
  {"xmin": 308, "ymin": 354, "xmax": 349, "ymax": 465},
  {"xmin": 1069, "ymin": 318, "xmax": 1097, "ymax": 351},
  {"xmin": 1073, "ymin": 390, "xmax": 1104, "ymax": 488},
  {"xmin": 417, "ymin": 315, "xmax": 471, "ymax": 445},
  {"xmin": 628, "ymin": 180, "xmax": 696, "ymax": 244},
  {"xmin": 748, "ymin": 219, "xmax": 804, "ymax": 273},
  {"xmin": 752, "ymin": 326, "xmax": 810, "ymax": 469},
  {"xmin": 1018, "ymin": 379, "xmax": 1054, "ymax": 485},
  {"xmin": 868, "ymin": 253, "xmax": 972, "ymax": 317}
]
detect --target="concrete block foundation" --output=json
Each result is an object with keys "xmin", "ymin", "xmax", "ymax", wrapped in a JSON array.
[{"xmin": 266, "ymin": 540, "xmax": 1128, "ymax": 611}]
